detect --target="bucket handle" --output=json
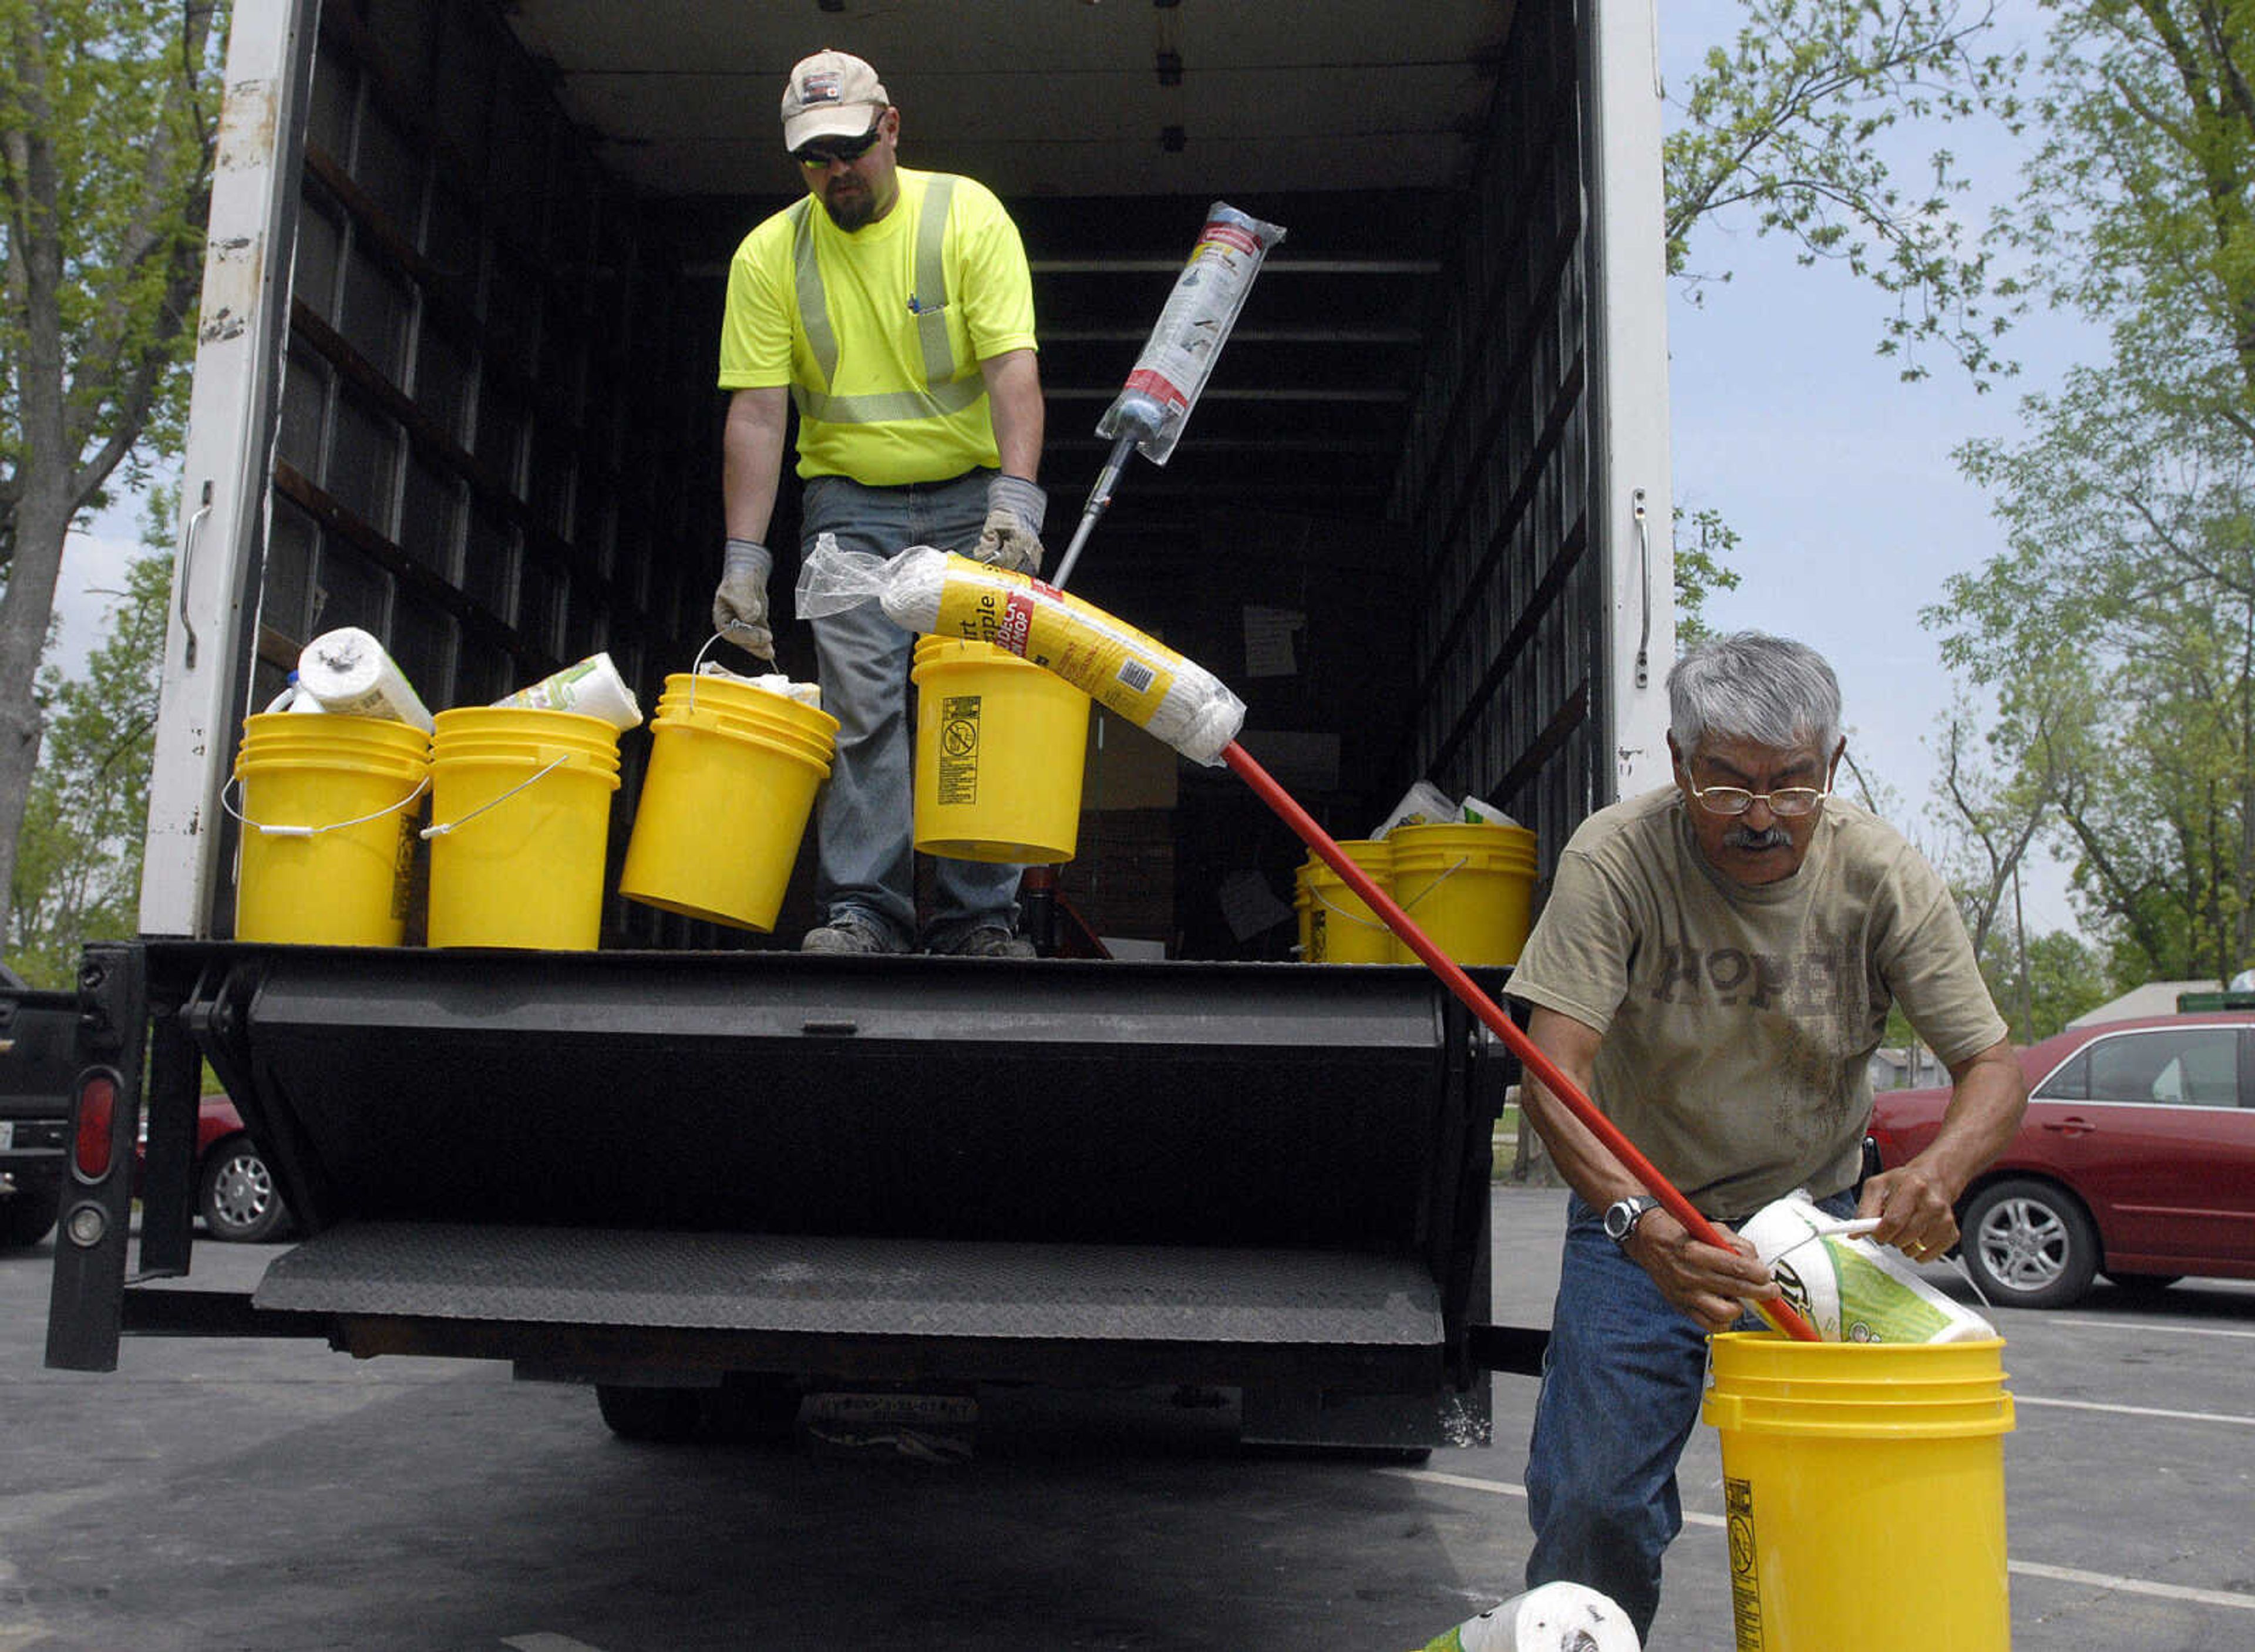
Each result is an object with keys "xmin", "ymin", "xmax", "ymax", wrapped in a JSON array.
[
  {"xmin": 1307, "ymin": 855, "xmax": 1465, "ymax": 930},
  {"xmin": 221, "ymin": 772, "xmax": 429, "ymax": 839},
  {"xmin": 684, "ymin": 631, "xmax": 739, "ymax": 719},
  {"xmin": 420, "ymin": 753, "xmax": 573, "ymax": 840}
]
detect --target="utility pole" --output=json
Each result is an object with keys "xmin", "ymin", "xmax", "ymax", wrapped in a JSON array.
[{"xmin": 2011, "ymin": 863, "xmax": 2034, "ymax": 1037}]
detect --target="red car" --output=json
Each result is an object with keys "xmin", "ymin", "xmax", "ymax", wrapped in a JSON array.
[
  {"xmin": 134, "ymin": 1095, "xmax": 292, "ymax": 1244},
  {"xmin": 1868, "ymin": 1012, "xmax": 2255, "ymax": 1309}
]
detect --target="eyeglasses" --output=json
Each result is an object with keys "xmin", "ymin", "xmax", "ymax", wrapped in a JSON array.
[
  {"xmin": 1685, "ymin": 776, "xmax": 1831, "ymax": 818},
  {"xmin": 794, "ymin": 125, "xmax": 883, "ymax": 169}
]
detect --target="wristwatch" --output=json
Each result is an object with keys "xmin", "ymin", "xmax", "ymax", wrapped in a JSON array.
[{"xmin": 1603, "ymin": 1194, "xmax": 1660, "ymax": 1247}]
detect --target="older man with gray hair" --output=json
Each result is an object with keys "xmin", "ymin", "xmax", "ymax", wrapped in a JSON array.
[{"xmin": 1501, "ymin": 631, "xmax": 2026, "ymax": 1641}]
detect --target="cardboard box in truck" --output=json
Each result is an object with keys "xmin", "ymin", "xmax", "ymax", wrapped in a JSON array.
[{"xmin": 49, "ymin": 0, "xmax": 1676, "ymax": 1454}]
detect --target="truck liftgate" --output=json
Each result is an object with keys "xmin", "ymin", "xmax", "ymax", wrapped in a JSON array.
[{"xmin": 48, "ymin": 941, "xmax": 1536, "ymax": 1449}]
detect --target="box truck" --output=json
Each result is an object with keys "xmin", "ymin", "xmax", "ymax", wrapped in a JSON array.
[{"xmin": 46, "ymin": 0, "xmax": 1675, "ymax": 1452}]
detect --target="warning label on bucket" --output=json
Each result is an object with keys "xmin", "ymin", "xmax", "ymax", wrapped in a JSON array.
[
  {"xmin": 1726, "ymin": 1476, "xmax": 1763, "ymax": 1648},
  {"xmin": 937, "ymin": 694, "xmax": 981, "ymax": 803}
]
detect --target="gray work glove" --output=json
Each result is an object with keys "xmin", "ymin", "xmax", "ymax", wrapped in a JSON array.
[
  {"xmin": 713, "ymin": 537, "xmax": 776, "ymax": 661},
  {"xmin": 972, "ymin": 475, "xmax": 1047, "ymax": 575}
]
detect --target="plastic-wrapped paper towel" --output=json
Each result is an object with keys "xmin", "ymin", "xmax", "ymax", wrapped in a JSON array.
[
  {"xmin": 1375, "ymin": 780, "xmax": 1522, "ymax": 837},
  {"xmin": 694, "ymin": 661, "xmax": 823, "ymax": 711},
  {"xmin": 295, "ymin": 628, "xmax": 435, "ymax": 731},
  {"xmin": 1740, "ymin": 1189, "xmax": 1995, "ymax": 1343},
  {"xmin": 796, "ymin": 537, "xmax": 1244, "ymax": 765},
  {"xmin": 1418, "ymin": 1582, "xmax": 1640, "ymax": 1651},
  {"xmin": 493, "ymin": 651, "xmax": 643, "ymax": 728}
]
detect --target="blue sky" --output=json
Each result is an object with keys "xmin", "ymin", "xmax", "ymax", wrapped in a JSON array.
[
  {"xmin": 1658, "ymin": 0, "xmax": 2088, "ymax": 931},
  {"xmin": 52, "ymin": 1, "xmax": 2092, "ymax": 930}
]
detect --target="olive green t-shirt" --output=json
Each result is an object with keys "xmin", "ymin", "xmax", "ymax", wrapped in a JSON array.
[{"xmin": 1503, "ymin": 786, "xmax": 2008, "ymax": 1217}]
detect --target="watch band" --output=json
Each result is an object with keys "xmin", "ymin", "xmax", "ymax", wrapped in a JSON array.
[{"xmin": 1604, "ymin": 1194, "xmax": 1658, "ymax": 1246}]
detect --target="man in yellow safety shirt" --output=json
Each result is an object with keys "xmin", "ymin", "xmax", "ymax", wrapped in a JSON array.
[{"xmin": 715, "ymin": 49, "xmax": 1046, "ymax": 957}]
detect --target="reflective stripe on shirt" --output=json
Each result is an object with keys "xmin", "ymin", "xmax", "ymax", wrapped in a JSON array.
[{"xmin": 787, "ymin": 176, "xmax": 980, "ymax": 425}]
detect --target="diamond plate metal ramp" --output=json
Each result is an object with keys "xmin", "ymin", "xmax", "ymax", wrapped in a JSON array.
[{"xmin": 253, "ymin": 1222, "xmax": 1443, "ymax": 1346}]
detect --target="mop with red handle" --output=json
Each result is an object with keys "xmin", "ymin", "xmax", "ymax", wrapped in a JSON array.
[
  {"xmin": 1226, "ymin": 739, "xmax": 1820, "ymax": 1343},
  {"xmin": 795, "ymin": 546, "xmax": 1822, "ymax": 1343}
]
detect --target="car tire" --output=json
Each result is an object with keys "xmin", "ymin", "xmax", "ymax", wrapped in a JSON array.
[
  {"xmin": 1, "ymin": 1175, "xmax": 62, "ymax": 1247},
  {"xmin": 197, "ymin": 1135, "xmax": 290, "ymax": 1243},
  {"xmin": 597, "ymin": 1383, "xmax": 706, "ymax": 1443},
  {"xmin": 2102, "ymin": 1271, "xmax": 2183, "ymax": 1295},
  {"xmin": 1961, "ymin": 1178, "xmax": 2099, "ymax": 1310}
]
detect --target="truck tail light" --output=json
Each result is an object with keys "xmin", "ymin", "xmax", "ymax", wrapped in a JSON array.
[{"xmin": 73, "ymin": 1072, "xmax": 119, "ymax": 1180}]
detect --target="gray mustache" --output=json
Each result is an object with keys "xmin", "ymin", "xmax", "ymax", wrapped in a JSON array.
[{"xmin": 1724, "ymin": 824, "xmax": 1792, "ymax": 851}]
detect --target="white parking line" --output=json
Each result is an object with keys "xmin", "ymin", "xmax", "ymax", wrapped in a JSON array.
[
  {"xmin": 2050, "ymin": 1315, "xmax": 2255, "ymax": 1341},
  {"xmin": 504, "ymin": 1636, "xmax": 611, "ymax": 1652},
  {"xmin": 2016, "ymin": 1394, "xmax": 2255, "ymax": 1428},
  {"xmin": 1382, "ymin": 1469, "xmax": 2255, "ymax": 1612}
]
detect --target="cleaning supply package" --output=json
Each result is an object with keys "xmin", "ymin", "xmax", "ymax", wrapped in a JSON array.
[{"xmin": 1739, "ymin": 1190, "xmax": 1995, "ymax": 1343}]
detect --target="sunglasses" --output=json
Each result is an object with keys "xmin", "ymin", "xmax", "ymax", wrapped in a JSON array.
[{"xmin": 794, "ymin": 124, "xmax": 883, "ymax": 169}]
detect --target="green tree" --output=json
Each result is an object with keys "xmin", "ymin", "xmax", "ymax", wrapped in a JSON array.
[
  {"xmin": 1666, "ymin": 0, "xmax": 2025, "ymax": 385},
  {"xmin": 1673, "ymin": 504, "xmax": 1745, "ymax": 647},
  {"xmin": 1977, "ymin": 924, "xmax": 2115, "ymax": 1042},
  {"xmin": 8, "ymin": 536, "xmax": 170, "ymax": 985},
  {"xmin": 0, "ymin": 1, "xmax": 224, "ymax": 945},
  {"xmin": 1664, "ymin": 0, "xmax": 2024, "ymax": 655},
  {"xmin": 1928, "ymin": 0, "xmax": 2255, "ymax": 985}
]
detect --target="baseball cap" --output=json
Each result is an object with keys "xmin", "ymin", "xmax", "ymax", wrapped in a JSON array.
[{"xmin": 781, "ymin": 50, "xmax": 890, "ymax": 152}]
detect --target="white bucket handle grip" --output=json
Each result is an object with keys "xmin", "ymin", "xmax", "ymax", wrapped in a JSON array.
[
  {"xmin": 222, "ymin": 772, "xmax": 429, "ymax": 839},
  {"xmin": 420, "ymin": 753, "xmax": 573, "ymax": 840}
]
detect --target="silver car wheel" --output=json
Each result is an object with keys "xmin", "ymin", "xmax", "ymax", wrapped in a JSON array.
[{"xmin": 1975, "ymin": 1196, "xmax": 2069, "ymax": 1291}]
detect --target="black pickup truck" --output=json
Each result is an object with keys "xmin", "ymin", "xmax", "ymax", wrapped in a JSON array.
[{"xmin": 1, "ymin": 964, "xmax": 77, "ymax": 1249}]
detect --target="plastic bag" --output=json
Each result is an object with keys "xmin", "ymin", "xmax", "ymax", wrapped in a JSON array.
[{"xmin": 1418, "ymin": 1582, "xmax": 1640, "ymax": 1651}]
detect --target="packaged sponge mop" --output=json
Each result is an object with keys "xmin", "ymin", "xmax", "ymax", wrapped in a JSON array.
[
  {"xmin": 1739, "ymin": 1190, "xmax": 1995, "ymax": 1344},
  {"xmin": 796, "ymin": 537, "xmax": 1244, "ymax": 764}
]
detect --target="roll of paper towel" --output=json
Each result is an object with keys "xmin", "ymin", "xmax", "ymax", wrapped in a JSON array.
[
  {"xmin": 296, "ymin": 628, "xmax": 435, "ymax": 732},
  {"xmin": 493, "ymin": 652, "xmax": 642, "ymax": 729}
]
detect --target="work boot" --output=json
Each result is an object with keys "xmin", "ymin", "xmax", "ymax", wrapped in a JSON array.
[
  {"xmin": 801, "ymin": 913, "xmax": 907, "ymax": 954},
  {"xmin": 941, "ymin": 926, "xmax": 1036, "ymax": 960}
]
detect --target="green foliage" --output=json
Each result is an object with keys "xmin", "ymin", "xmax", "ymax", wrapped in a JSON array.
[
  {"xmin": 0, "ymin": 0, "xmax": 225, "ymax": 560},
  {"xmin": 1672, "ymin": 504, "xmax": 1745, "ymax": 648},
  {"xmin": 1664, "ymin": 0, "xmax": 2025, "ymax": 385},
  {"xmin": 7, "ymin": 519, "xmax": 169, "ymax": 987},
  {"xmin": 1928, "ymin": 0, "xmax": 2255, "ymax": 987},
  {"xmin": 1977, "ymin": 923, "xmax": 2116, "ymax": 1044}
]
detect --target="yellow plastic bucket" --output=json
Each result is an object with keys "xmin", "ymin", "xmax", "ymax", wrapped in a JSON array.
[
  {"xmin": 1702, "ymin": 1333, "xmax": 2014, "ymax": 1651},
  {"xmin": 618, "ymin": 675, "xmax": 839, "ymax": 933},
  {"xmin": 1387, "ymin": 821, "xmax": 1537, "ymax": 965},
  {"xmin": 425, "ymin": 708, "xmax": 621, "ymax": 950},
  {"xmin": 1300, "ymin": 839, "xmax": 1396, "ymax": 963},
  {"xmin": 231, "ymin": 714, "xmax": 430, "ymax": 946},
  {"xmin": 910, "ymin": 637, "xmax": 1091, "ymax": 863}
]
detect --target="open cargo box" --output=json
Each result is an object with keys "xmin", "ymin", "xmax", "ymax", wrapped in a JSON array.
[{"xmin": 51, "ymin": 0, "xmax": 1673, "ymax": 1449}]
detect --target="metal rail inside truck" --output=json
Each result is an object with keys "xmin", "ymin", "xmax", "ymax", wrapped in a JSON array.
[{"xmin": 41, "ymin": 0, "xmax": 1677, "ymax": 1452}]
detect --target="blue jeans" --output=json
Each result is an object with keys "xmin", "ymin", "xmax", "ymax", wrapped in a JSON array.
[
  {"xmin": 798, "ymin": 471, "xmax": 1023, "ymax": 950},
  {"xmin": 1524, "ymin": 1186, "xmax": 1857, "ymax": 1641}
]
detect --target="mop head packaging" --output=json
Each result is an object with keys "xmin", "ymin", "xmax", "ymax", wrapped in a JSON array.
[
  {"xmin": 796, "ymin": 539, "xmax": 1246, "ymax": 765},
  {"xmin": 1740, "ymin": 1190, "xmax": 1995, "ymax": 1344}
]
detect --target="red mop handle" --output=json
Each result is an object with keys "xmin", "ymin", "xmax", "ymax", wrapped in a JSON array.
[{"xmin": 1223, "ymin": 741, "xmax": 1820, "ymax": 1343}]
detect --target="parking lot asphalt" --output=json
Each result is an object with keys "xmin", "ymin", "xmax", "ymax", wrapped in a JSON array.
[{"xmin": 3, "ymin": 1186, "xmax": 2251, "ymax": 1650}]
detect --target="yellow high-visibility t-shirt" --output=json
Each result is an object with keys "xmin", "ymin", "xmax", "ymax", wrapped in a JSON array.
[{"xmin": 718, "ymin": 168, "xmax": 1038, "ymax": 486}]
